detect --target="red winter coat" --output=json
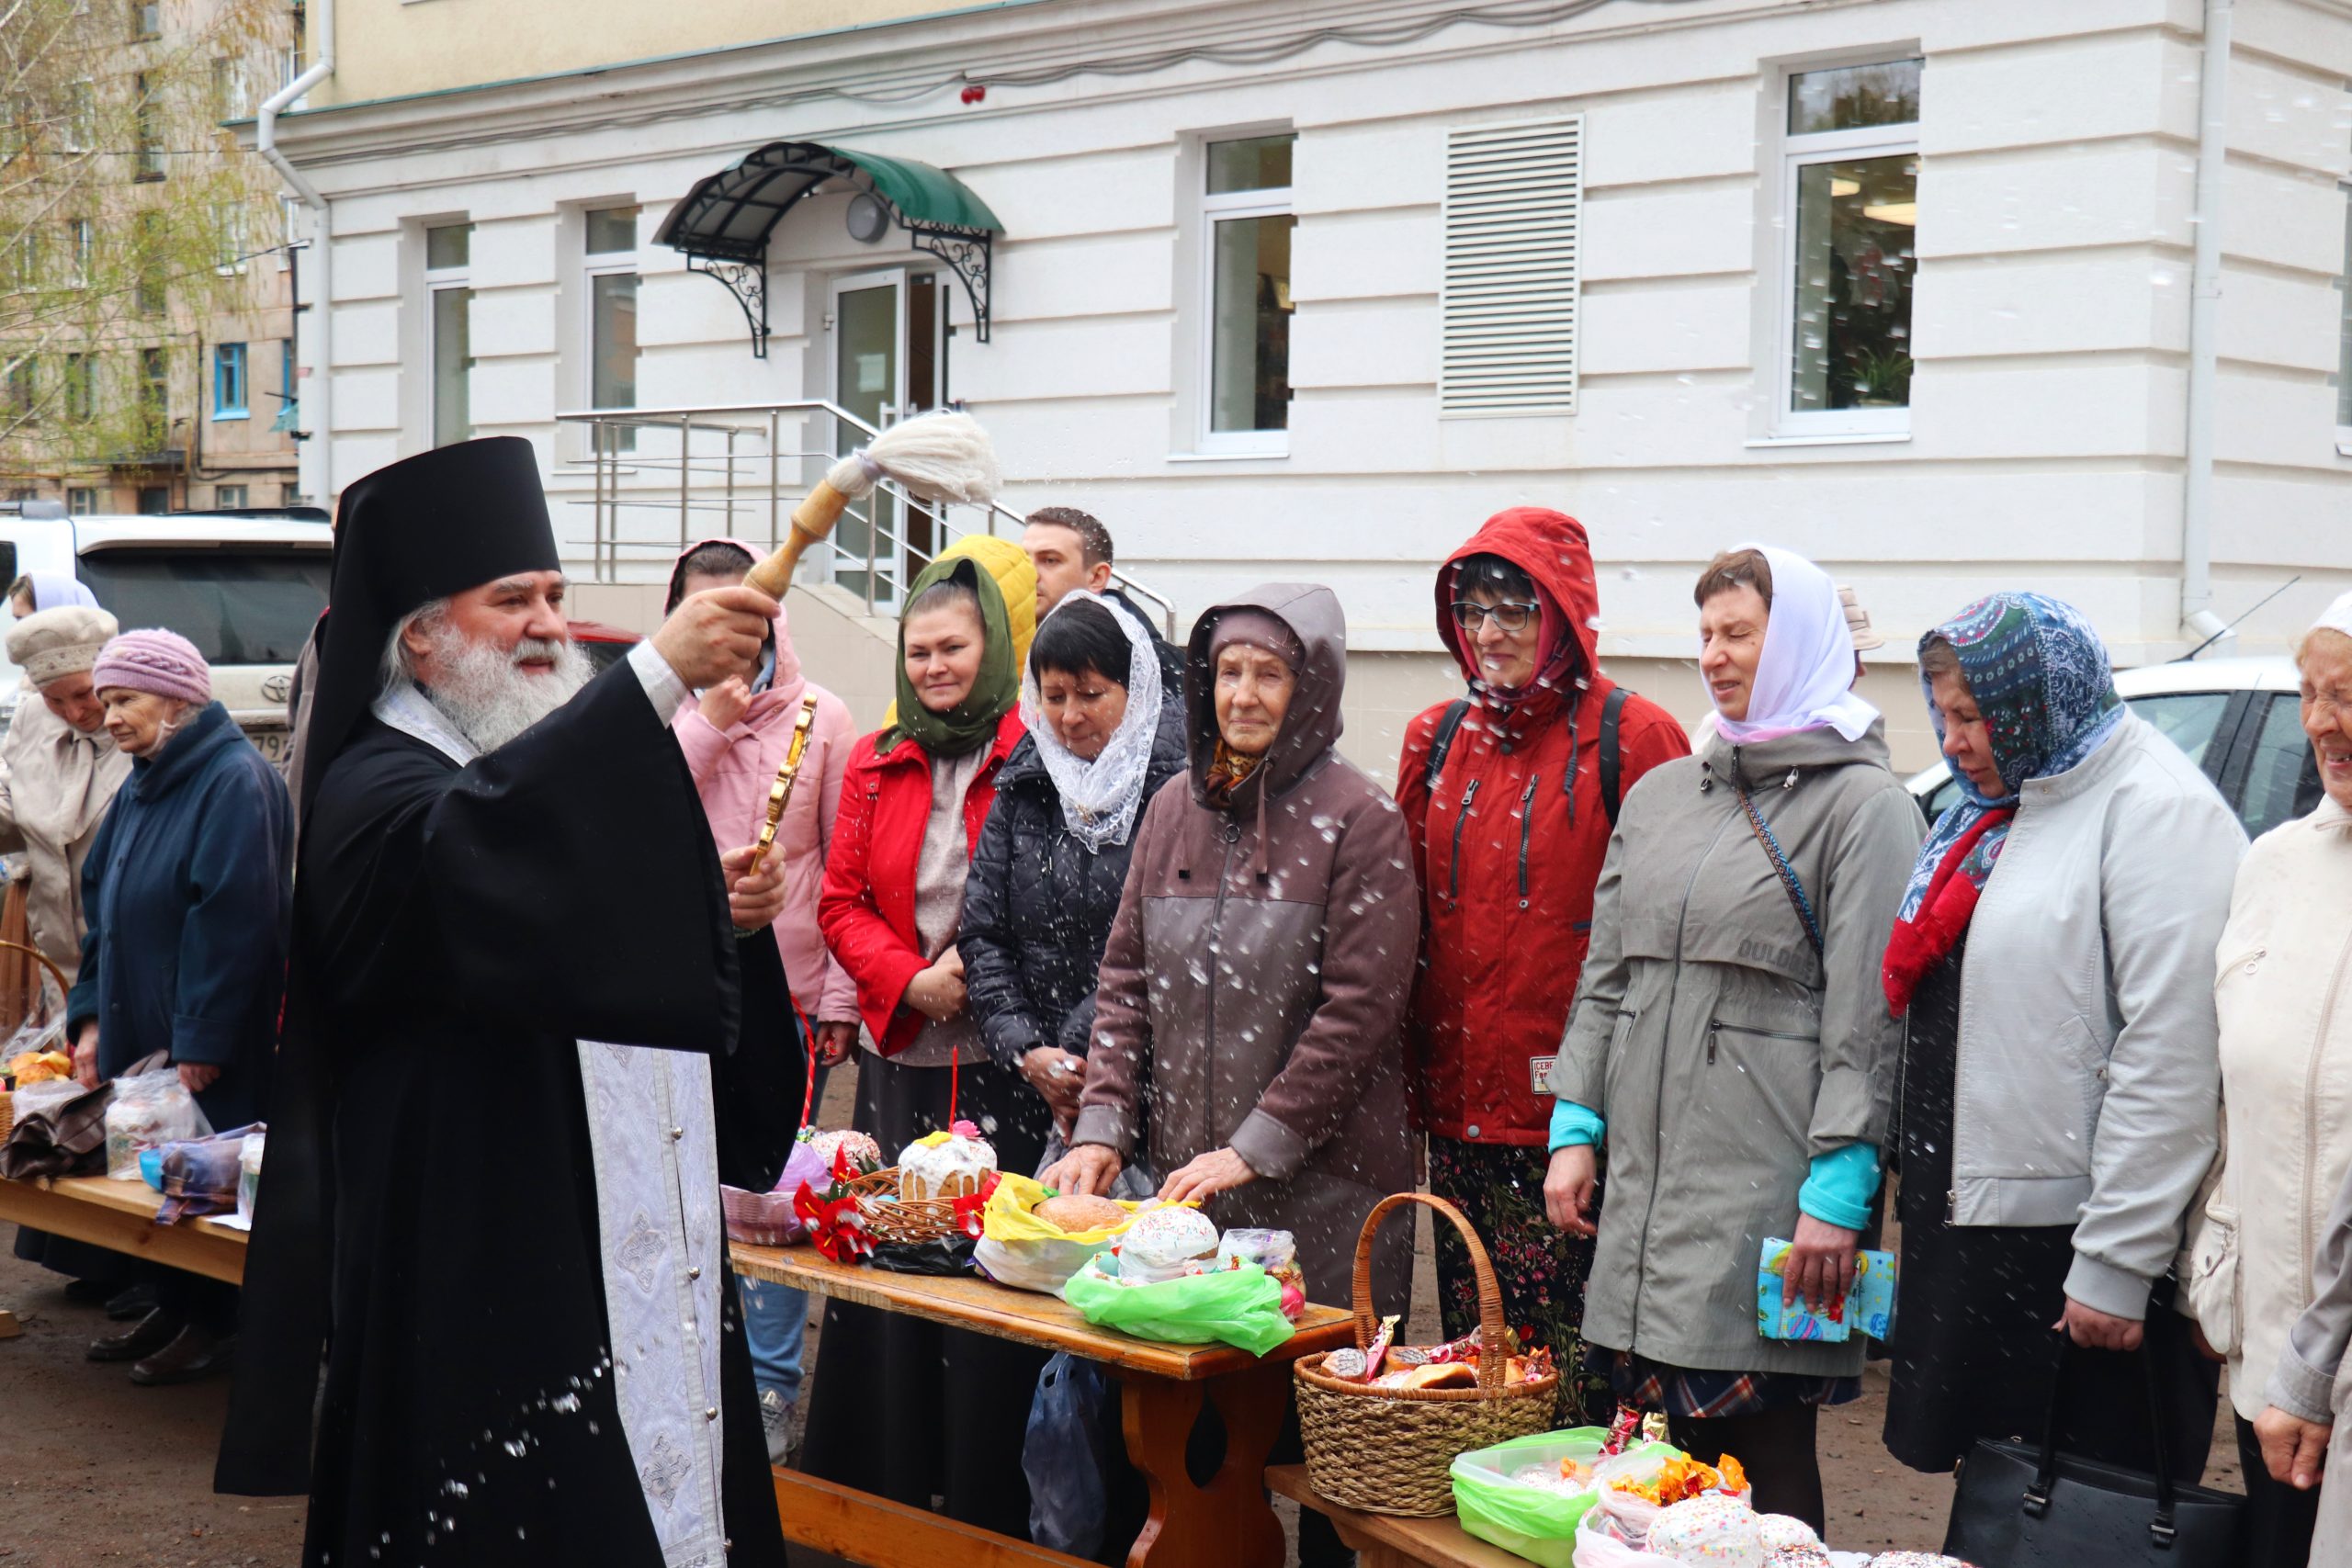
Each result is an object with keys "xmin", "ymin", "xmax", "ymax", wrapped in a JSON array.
[
  {"xmin": 818, "ymin": 712, "xmax": 1024, "ymax": 1056},
  {"xmin": 1396, "ymin": 508, "xmax": 1690, "ymax": 1146}
]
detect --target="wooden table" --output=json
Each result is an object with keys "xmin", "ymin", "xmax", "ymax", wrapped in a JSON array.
[
  {"xmin": 732, "ymin": 1243, "xmax": 1355, "ymax": 1568},
  {"xmin": 1266, "ymin": 1464, "xmax": 1533, "ymax": 1568},
  {"xmin": 0, "ymin": 1172, "xmax": 247, "ymax": 1284}
]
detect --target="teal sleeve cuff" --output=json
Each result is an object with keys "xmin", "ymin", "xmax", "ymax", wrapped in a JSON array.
[
  {"xmin": 1797, "ymin": 1142, "xmax": 1883, "ymax": 1231},
  {"xmin": 1548, "ymin": 1100, "xmax": 1604, "ymax": 1153}
]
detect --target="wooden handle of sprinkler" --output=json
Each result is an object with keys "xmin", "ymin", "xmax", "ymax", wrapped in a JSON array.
[{"xmin": 743, "ymin": 479, "xmax": 854, "ymax": 601}]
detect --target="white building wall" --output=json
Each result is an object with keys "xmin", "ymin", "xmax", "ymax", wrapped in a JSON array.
[{"xmin": 272, "ymin": 0, "xmax": 2352, "ymax": 769}]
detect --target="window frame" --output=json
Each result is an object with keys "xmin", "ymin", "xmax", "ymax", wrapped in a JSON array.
[
  {"xmin": 66, "ymin": 487, "xmax": 96, "ymax": 516},
  {"xmin": 1194, "ymin": 133, "xmax": 1296, "ymax": 457},
  {"xmin": 581, "ymin": 205, "xmax": 641, "ymax": 453},
  {"xmin": 216, "ymin": 483, "xmax": 247, "ymax": 509},
  {"xmin": 1770, "ymin": 61, "xmax": 1921, "ymax": 439},
  {"xmin": 62, "ymin": 352, "xmax": 93, "ymax": 423},
  {"xmin": 424, "ymin": 222, "xmax": 474, "ymax": 449},
  {"xmin": 132, "ymin": 72, "xmax": 164, "ymax": 182},
  {"xmin": 214, "ymin": 342, "xmax": 249, "ymax": 420}
]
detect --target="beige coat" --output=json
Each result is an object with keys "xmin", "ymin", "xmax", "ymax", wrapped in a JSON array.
[
  {"xmin": 0, "ymin": 696, "xmax": 130, "ymax": 982},
  {"xmin": 2186, "ymin": 794, "xmax": 2352, "ymax": 1419}
]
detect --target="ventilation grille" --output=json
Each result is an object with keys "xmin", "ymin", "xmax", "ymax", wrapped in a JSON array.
[{"xmin": 1442, "ymin": 117, "xmax": 1582, "ymax": 416}]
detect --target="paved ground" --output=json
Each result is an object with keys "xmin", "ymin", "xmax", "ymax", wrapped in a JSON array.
[{"xmin": 0, "ymin": 1059, "xmax": 2245, "ymax": 1564}]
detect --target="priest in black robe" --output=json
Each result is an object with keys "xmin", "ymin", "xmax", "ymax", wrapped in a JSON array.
[{"xmin": 219, "ymin": 437, "xmax": 807, "ymax": 1568}]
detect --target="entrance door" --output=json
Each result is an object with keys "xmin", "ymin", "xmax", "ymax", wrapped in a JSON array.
[{"xmin": 831, "ymin": 269, "xmax": 947, "ymax": 609}]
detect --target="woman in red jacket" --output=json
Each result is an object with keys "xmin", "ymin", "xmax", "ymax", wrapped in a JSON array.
[
  {"xmin": 803, "ymin": 549, "xmax": 1035, "ymax": 1535},
  {"xmin": 1396, "ymin": 507, "xmax": 1689, "ymax": 1425}
]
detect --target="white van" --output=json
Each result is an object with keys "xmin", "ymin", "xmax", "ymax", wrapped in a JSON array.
[{"xmin": 0, "ymin": 499, "xmax": 332, "ymax": 762}]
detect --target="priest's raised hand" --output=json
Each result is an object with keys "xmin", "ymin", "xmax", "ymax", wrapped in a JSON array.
[{"xmin": 653, "ymin": 582, "xmax": 776, "ymax": 690}]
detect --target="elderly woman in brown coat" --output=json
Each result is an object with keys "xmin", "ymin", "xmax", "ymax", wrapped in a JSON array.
[{"xmin": 1046, "ymin": 582, "xmax": 1419, "ymax": 1315}]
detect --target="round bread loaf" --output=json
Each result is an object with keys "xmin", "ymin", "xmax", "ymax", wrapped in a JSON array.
[{"xmin": 1035, "ymin": 1193, "xmax": 1127, "ymax": 1233}]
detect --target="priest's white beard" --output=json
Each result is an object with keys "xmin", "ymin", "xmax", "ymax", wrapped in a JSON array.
[{"xmin": 414, "ymin": 621, "xmax": 593, "ymax": 752}]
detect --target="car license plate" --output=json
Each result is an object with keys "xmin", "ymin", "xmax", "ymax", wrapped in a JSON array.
[{"xmin": 248, "ymin": 728, "xmax": 289, "ymax": 763}]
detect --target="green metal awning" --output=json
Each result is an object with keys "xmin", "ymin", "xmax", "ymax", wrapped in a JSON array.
[{"xmin": 653, "ymin": 141, "xmax": 1002, "ymax": 356}]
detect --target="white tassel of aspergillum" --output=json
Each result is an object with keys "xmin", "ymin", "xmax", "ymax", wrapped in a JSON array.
[
  {"xmin": 746, "ymin": 410, "xmax": 1002, "ymax": 598},
  {"xmin": 826, "ymin": 411, "xmax": 1001, "ymax": 506}
]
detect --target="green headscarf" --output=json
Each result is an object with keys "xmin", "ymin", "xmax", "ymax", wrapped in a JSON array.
[{"xmin": 877, "ymin": 554, "xmax": 1019, "ymax": 759}]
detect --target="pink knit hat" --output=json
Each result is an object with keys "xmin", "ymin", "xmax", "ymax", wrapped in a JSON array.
[{"xmin": 92, "ymin": 629, "xmax": 211, "ymax": 705}]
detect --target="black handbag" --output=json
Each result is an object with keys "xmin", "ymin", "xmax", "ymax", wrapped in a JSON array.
[{"xmin": 1943, "ymin": 1337, "xmax": 2244, "ymax": 1566}]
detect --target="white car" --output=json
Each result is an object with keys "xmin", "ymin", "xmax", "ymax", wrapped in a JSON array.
[
  {"xmin": 0, "ymin": 500, "xmax": 331, "ymax": 764},
  {"xmin": 1907, "ymin": 656, "xmax": 2313, "ymax": 842}
]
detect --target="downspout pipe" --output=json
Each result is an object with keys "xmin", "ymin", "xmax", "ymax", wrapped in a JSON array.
[
  {"xmin": 255, "ymin": 0, "xmax": 334, "ymax": 507},
  {"xmin": 2182, "ymin": 0, "xmax": 2233, "ymax": 653}
]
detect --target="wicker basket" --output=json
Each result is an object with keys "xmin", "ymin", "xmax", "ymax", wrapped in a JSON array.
[
  {"xmin": 847, "ymin": 1166, "xmax": 967, "ymax": 1246},
  {"xmin": 0, "ymin": 939, "xmax": 73, "ymax": 1146},
  {"xmin": 1295, "ymin": 1192, "xmax": 1561, "ymax": 1517}
]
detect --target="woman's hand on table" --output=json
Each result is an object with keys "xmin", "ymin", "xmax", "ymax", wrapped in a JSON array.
[
  {"xmin": 2255, "ymin": 1405, "xmax": 2333, "ymax": 1490},
  {"xmin": 903, "ymin": 950, "xmax": 967, "ymax": 1021},
  {"xmin": 1158, "ymin": 1147, "xmax": 1256, "ymax": 1206},
  {"xmin": 1781, "ymin": 1213, "xmax": 1860, "ymax": 1314},
  {"xmin": 813, "ymin": 1020, "xmax": 858, "ymax": 1067},
  {"xmin": 1021, "ymin": 1045, "xmax": 1086, "ymax": 1122},
  {"xmin": 72, "ymin": 1021, "xmax": 98, "ymax": 1089},
  {"xmin": 1544, "ymin": 1145, "xmax": 1599, "ymax": 1236},
  {"xmin": 175, "ymin": 1061, "xmax": 221, "ymax": 1096},
  {"xmin": 1042, "ymin": 1142, "xmax": 1124, "ymax": 1197},
  {"xmin": 2054, "ymin": 1294, "xmax": 2144, "ymax": 1352}
]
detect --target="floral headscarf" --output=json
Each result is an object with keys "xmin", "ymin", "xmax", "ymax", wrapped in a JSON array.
[{"xmin": 1883, "ymin": 592, "xmax": 2121, "ymax": 1013}]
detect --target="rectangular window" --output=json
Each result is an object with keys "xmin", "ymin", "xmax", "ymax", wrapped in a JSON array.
[
  {"xmin": 66, "ymin": 488, "xmax": 96, "ymax": 516},
  {"xmin": 4, "ymin": 360, "xmax": 35, "ymax": 420},
  {"xmin": 136, "ymin": 485, "xmax": 168, "ymax": 515},
  {"xmin": 2338, "ymin": 175, "xmax": 2352, "ymax": 440},
  {"xmin": 425, "ymin": 221, "xmax": 474, "ymax": 447},
  {"xmin": 67, "ymin": 217, "xmax": 92, "ymax": 284},
  {"xmin": 63, "ymin": 83, "xmax": 94, "ymax": 153},
  {"xmin": 1778, "ymin": 57, "xmax": 1920, "ymax": 434},
  {"xmin": 216, "ymin": 484, "xmax": 247, "ymax": 509},
  {"xmin": 211, "ymin": 58, "xmax": 249, "ymax": 122},
  {"xmin": 213, "ymin": 199, "xmax": 246, "ymax": 270},
  {"xmin": 140, "ymin": 347, "xmax": 168, "ymax": 434},
  {"xmin": 277, "ymin": 337, "xmax": 295, "ymax": 429},
  {"xmin": 63, "ymin": 353, "xmax": 92, "ymax": 422},
  {"xmin": 135, "ymin": 211, "xmax": 164, "ymax": 314},
  {"xmin": 583, "ymin": 204, "xmax": 639, "ymax": 452},
  {"xmin": 131, "ymin": 0, "xmax": 159, "ymax": 37},
  {"xmin": 215, "ymin": 342, "xmax": 248, "ymax": 418},
  {"xmin": 133, "ymin": 73, "xmax": 163, "ymax": 180},
  {"xmin": 1199, "ymin": 133, "xmax": 1295, "ymax": 451}
]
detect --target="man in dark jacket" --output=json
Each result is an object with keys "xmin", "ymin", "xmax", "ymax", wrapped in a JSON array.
[{"xmin": 1020, "ymin": 506, "xmax": 1183, "ymax": 688}]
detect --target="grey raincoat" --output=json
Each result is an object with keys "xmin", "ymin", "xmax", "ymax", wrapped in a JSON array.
[{"xmin": 1550, "ymin": 723, "xmax": 1924, "ymax": 1377}]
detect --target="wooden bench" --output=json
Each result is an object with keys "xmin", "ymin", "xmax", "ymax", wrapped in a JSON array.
[
  {"xmin": 0, "ymin": 1172, "xmax": 248, "ymax": 1286},
  {"xmin": 1266, "ymin": 1463, "xmax": 1537, "ymax": 1568},
  {"xmin": 733, "ymin": 1243, "xmax": 1355, "ymax": 1568}
]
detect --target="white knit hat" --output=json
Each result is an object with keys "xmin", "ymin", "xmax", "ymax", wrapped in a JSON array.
[
  {"xmin": 6, "ymin": 605, "xmax": 119, "ymax": 688},
  {"xmin": 2312, "ymin": 590, "xmax": 2352, "ymax": 642}
]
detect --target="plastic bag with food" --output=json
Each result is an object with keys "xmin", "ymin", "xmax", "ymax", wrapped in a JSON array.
[
  {"xmin": 1060, "ymin": 1252, "xmax": 1295, "ymax": 1355},
  {"xmin": 974, "ymin": 1171, "xmax": 1148, "ymax": 1294},
  {"xmin": 103, "ymin": 1066, "xmax": 207, "ymax": 1180},
  {"xmin": 1451, "ymin": 1427, "xmax": 1616, "ymax": 1568}
]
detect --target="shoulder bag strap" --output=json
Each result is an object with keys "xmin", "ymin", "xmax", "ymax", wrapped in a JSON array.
[
  {"xmin": 1423, "ymin": 698, "xmax": 1473, "ymax": 793},
  {"xmin": 1733, "ymin": 777, "xmax": 1826, "ymax": 959},
  {"xmin": 1599, "ymin": 685, "xmax": 1631, "ymax": 827}
]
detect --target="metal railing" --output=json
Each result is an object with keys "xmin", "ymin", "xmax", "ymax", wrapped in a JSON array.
[{"xmin": 551, "ymin": 399, "xmax": 1176, "ymax": 637}]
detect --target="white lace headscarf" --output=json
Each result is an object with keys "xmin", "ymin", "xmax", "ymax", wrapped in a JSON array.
[{"xmin": 1020, "ymin": 589, "xmax": 1164, "ymax": 852}]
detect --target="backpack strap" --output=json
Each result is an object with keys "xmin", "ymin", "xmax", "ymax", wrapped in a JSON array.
[
  {"xmin": 1599, "ymin": 685, "xmax": 1631, "ymax": 827},
  {"xmin": 1423, "ymin": 699, "xmax": 1473, "ymax": 793}
]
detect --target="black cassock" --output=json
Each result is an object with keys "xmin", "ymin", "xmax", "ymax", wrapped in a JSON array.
[{"xmin": 219, "ymin": 659, "xmax": 803, "ymax": 1567}]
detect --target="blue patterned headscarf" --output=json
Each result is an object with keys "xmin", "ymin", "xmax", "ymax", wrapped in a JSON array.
[{"xmin": 1896, "ymin": 592, "xmax": 2123, "ymax": 922}]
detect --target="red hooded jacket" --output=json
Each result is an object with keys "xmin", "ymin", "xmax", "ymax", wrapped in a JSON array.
[{"xmin": 1396, "ymin": 508, "xmax": 1690, "ymax": 1146}]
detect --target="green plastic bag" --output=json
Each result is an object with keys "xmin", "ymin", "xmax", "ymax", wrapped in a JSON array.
[
  {"xmin": 1451, "ymin": 1431, "xmax": 1676, "ymax": 1568},
  {"xmin": 1058, "ymin": 1253, "xmax": 1295, "ymax": 1356}
]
